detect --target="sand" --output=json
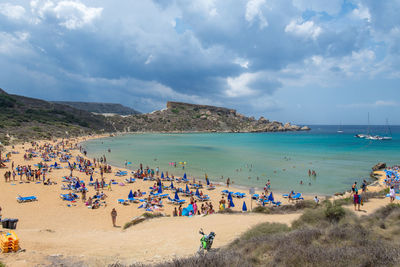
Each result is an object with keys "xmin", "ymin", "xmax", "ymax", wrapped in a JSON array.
[
  {"xmin": 0, "ymin": 136, "xmax": 304, "ymax": 266},
  {"xmin": 0, "ymin": 135, "xmax": 396, "ymax": 266}
]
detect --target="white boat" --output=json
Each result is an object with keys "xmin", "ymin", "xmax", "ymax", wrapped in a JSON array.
[{"xmin": 337, "ymin": 122, "xmax": 343, "ymax": 133}]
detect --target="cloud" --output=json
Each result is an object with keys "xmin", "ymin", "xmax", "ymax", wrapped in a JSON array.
[
  {"xmin": 31, "ymin": 0, "xmax": 103, "ymax": 29},
  {"xmin": 292, "ymin": 0, "xmax": 343, "ymax": 16},
  {"xmin": 225, "ymin": 71, "xmax": 281, "ymax": 97},
  {"xmin": 285, "ymin": 19, "xmax": 322, "ymax": 40},
  {"xmin": 0, "ymin": 3, "xmax": 26, "ymax": 20},
  {"xmin": 245, "ymin": 0, "xmax": 268, "ymax": 29}
]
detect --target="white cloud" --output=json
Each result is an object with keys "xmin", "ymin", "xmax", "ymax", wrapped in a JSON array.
[
  {"xmin": 352, "ymin": 3, "xmax": 371, "ymax": 22},
  {"xmin": 226, "ymin": 72, "xmax": 258, "ymax": 97},
  {"xmin": 0, "ymin": 3, "xmax": 26, "ymax": 20},
  {"xmin": 245, "ymin": 0, "xmax": 268, "ymax": 29},
  {"xmin": 234, "ymin": 57, "xmax": 250, "ymax": 69},
  {"xmin": 285, "ymin": 19, "xmax": 322, "ymax": 40},
  {"xmin": 31, "ymin": 0, "xmax": 103, "ymax": 29},
  {"xmin": 0, "ymin": 31, "xmax": 31, "ymax": 55}
]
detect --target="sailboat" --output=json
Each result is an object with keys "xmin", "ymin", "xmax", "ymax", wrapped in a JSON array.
[
  {"xmin": 337, "ymin": 122, "xmax": 343, "ymax": 133},
  {"xmin": 379, "ymin": 119, "xmax": 392, "ymax": 140},
  {"xmin": 355, "ymin": 113, "xmax": 370, "ymax": 139}
]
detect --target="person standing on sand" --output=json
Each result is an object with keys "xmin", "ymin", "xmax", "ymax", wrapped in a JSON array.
[
  {"xmin": 178, "ymin": 205, "xmax": 183, "ymax": 216},
  {"xmin": 389, "ymin": 186, "xmax": 396, "ymax": 203},
  {"xmin": 111, "ymin": 208, "xmax": 117, "ymax": 227},
  {"xmin": 361, "ymin": 180, "xmax": 367, "ymax": 193},
  {"xmin": 352, "ymin": 182, "xmax": 357, "ymax": 195},
  {"xmin": 353, "ymin": 192, "xmax": 361, "ymax": 211},
  {"xmin": 226, "ymin": 178, "xmax": 230, "ymax": 188}
]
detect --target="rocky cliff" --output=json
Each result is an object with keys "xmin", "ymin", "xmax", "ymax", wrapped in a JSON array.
[
  {"xmin": 109, "ymin": 101, "xmax": 310, "ymax": 133},
  {"xmin": 52, "ymin": 101, "xmax": 141, "ymax": 115}
]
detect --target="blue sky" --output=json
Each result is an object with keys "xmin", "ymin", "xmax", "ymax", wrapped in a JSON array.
[{"xmin": 0, "ymin": 0, "xmax": 399, "ymax": 124}]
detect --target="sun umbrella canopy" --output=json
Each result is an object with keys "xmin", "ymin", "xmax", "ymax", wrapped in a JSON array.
[
  {"xmin": 161, "ymin": 172, "xmax": 164, "ymax": 178},
  {"xmin": 174, "ymin": 191, "xmax": 180, "ymax": 200},
  {"xmin": 229, "ymin": 197, "xmax": 235, "ymax": 208},
  {"xmin": 128, "ymin": 190, "xmax": 133, "ymax": 199},
  {"xmin": 90, "ymin": 175, "xmax": 93, "ymax": 182},
  {"xmin": 195, "ymin": 188, "xmax": 200, "ymax": 196},
  {"xmin": 268, "ymin": 193, "xmax": 274, "ymax": 202},
  {"xmin": 183, "ymin": 173, "xmax": 187, "ymax": 179},
  {"xmin": 242, "ymin": 201, "xmax": 247, "ymax": 212},
  {"xmin": 228, "ymin": 192, "xmax": 233, "ymax": 201},
  {"xmin": 186, "ymin": 184, "xmax": 189, "ymax": 192},
  {"xmin": 158, "ymin": 185, "xmax": 163, "ymax": 194},
  {"xmin": 170, "ymin": 181, "xmax": 174, "ymax": 189},
  {"xmin": 75, "ymin": 180, "xmax": 81, "ymax": 189}
]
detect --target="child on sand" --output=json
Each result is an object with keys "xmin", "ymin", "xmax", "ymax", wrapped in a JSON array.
[
  {"xmin": 389, "ymin": 186, "xmax": 396, "ymax": 203},
  {"xmin": 111, "ymin": 208, "xmax": 117, "ymax": 227}
]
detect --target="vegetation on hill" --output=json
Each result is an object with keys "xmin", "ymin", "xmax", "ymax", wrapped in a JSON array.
[
  {"xmin": 111, "ymin": 203, "xmax": 400, "ymax": 267},
  {"xmin": 52, "ymin": 101, "xmax": 141, "ymax": 115},
  {"xmin": 109, "ymin": 101, "xmax": 310, "ymax": 133},
  {"xmin": 0, "ymin": 89, "xmax": 114, "ymax": 145}
]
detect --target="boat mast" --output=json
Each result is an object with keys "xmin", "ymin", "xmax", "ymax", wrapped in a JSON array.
[{"xmin": 367, "ymin": 112, "xmax": 370, "ymax": 135}]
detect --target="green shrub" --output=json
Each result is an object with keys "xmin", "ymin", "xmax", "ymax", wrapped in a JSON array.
[
  {"xmin": 292, "ymin": 208, "xmax": 326, "ymax": 228},
  {"xmin": 324, "ymin": 202, "xmax": 346, "ymax": 223},
  {"xmin": 240, "ymin": 222, "xmax": 290, "ymax": 241}
]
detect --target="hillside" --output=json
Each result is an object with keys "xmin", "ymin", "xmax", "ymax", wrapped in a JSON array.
[
  {"xmin": 109, "ymin": 101, "xmax": 310, "ymax": 132},
  {"xmin": 0, "ymin": 89, "xmax": 309, "ymax": 145},
  {"xmin": 0, "ymin": 89, "xmax": 114, "ymax": 145},
  {"xmin": 53, "ymin": 101, "xmax": 141, "ymax": 115}
]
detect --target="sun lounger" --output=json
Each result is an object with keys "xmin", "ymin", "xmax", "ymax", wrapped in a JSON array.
[
  {"xmin": 292, "ymin": 193, "xmax": 304, "ymax": 200},
  {"xmin": 125, "ymin": 177, "xmax": 136, "ymax": 183},
  {"xmin": 233, "ymin": 192, "xmax": 246, "ymax": 198},
  {"xmin": 17, "ymin": 195, "xmax": 38, "ymax": 203},
  {"xmin": 60, "ymin": 193, "xmax": 78, "ymax": 201},
  {"xmin": 252, "ymin": 194, "xmax": 259, "ymax": 200},
  {"xmin": 118, "ymin": 199, "xmax": 129, "ymax": 205},
  {"xmin": 221, "ymin": 190, "xmax": 233, "ymax": 195},
  {"xmin": 196, "ymin": 195, "xmax": 210, "ymax": 201},
  {"xmin": 128, "ymin": 197, "xmax": 140, "ymax": 203},
  {"xmin": 272, "ymin": 201, "xmax": 282, "ymax": 207},
  {"xmin": 167, "ymin": 197, "xmax": 186, "ymax": 205}
]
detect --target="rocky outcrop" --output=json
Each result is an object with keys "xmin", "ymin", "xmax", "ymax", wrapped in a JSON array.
[
  {"xmin": 109, "ymin": 102, "xmax": 311, "ymax": 133},
  {"xmin": 372, "ymin": 162, "xmax": 386, "ymax": 171}
]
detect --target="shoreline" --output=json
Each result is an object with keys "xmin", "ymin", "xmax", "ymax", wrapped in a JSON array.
[
  {"xmin": 80, "ymin": 133, "xmax": 377, "ymax": 198},
  {"xmin": 0, "ymin": 133, "xmax": 394, "ymax": 266}
]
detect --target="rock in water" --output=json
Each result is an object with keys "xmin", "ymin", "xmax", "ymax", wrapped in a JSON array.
[{"xmin": 372, "ymin": 162, "xmax": 386, "ymax": 171}]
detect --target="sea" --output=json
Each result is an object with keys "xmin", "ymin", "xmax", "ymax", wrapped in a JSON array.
[{"xmin": 82, "ymin": 125, "xmax": 400, "ymax": 195}]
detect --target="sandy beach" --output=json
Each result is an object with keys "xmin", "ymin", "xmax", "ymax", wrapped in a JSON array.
[{"xmin": 0, "ymin": 135, "xmax": 395, "ymax": 266}]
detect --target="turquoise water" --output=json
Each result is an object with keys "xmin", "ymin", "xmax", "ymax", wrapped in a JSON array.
[{"xmin": 82, "ymin": 125, "xmax": 400, "ymax": 195}]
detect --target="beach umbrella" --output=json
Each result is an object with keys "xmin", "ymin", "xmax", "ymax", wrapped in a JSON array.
[
  {"xmin": 206, "ymin": 178, "xmax": 210, "ymax": 186},
  {"xmin": 228, "ymin": 192, "xmax": 233, "ymax": 201},
  {"xmin": 183, "ymin": 173, "xmax": 187, "ymax": 179},
  {"xmin": 186, "ymin": 184, "xmax": 189, "ymax": 192},
  {"xmin": 268, "ymin": 193, "xmax": 274, "ymax": 202},
  {"xmin": 128, "ymin": 190, "xmax": 133, "ymax": 199},
  {"xmin": 242, "ymin": 201, "xmax": 247, "ymax": 212},
  {"xmin": 174, "ymin": 191, "xmax": 180, "ymax": 200},
  {"xmin": 229, "ymin": 197, "xmax": 235, "ymax": 208},
  {"xmin": 90, "ymin": 175, "xmax": 93, "ymax": 182},
  {"xmin": 161, "ymin": 172, "xmax": 164, "ymax": 179},
  {"xmin": 170, "ymin": 181, "xmax": 174, "ymax": 189},
  {"xmin": 75, "ymin": 180, "xmax": 81, "ymax": 189},
  {"xmin": 195, "ymin": 188, "xmax": 200, "ymax": 197},
  {"xmin": 158, "ymin": 185, "xmax": 163, "ymax": 194}
]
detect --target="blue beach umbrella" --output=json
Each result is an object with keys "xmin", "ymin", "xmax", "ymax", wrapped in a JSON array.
[
  {"xmin": 195, "ymin": 188, "xmax": 200, "ymax": 197},
  {"xmin": 75, "ymin": 180, "xmax": 81, "ymax": 189},
  {"xmin": 161, "ymin": 172, "xmax": 164, "ymax": 179},
  {"xmin": 170, "ymin": 181, "xmax": 174, "ymax": 189},
  {"xmin": 242, "ymin": 201, "xmax": 247, "ymax": 212},
  {"xmin": 228, "ymin": 192, "xmax": 233, "ymax": 201},
  {"xmin": 90, "ymin": 175, "xmax": 93, "ymax": 182},
  {"xmin": 183, "ymin": 173, "xmax": 187, "ymax": 179},
  {"xmin": 268, "ymin": 192, "xmax": 274, "ymax": 202},
  {"xmin": 128, "ymin": 190, "xmax": 133, "ymax": 199},
  {"xmin": 206, "ymin": 178, "xmax": 210, "ymax": 185},
  {"xmin": 186, "ymin": 184, "xmax": 189, "ymax": 192},
  {"xmin": 174, "ymin": 191, "xmax": 180, "ymax": 200},
  {"xmin": 158, "ymin": 185, "xmax": 163, "ymax": 194},
  {"xmin": 229, "ymin": 197, "xmax": 235, "ymax": 208}
]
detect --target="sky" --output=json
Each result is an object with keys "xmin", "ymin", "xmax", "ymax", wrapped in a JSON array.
[{"xmin": 0, "ymin": 0, "xmax": 399, "ymax": 125}]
